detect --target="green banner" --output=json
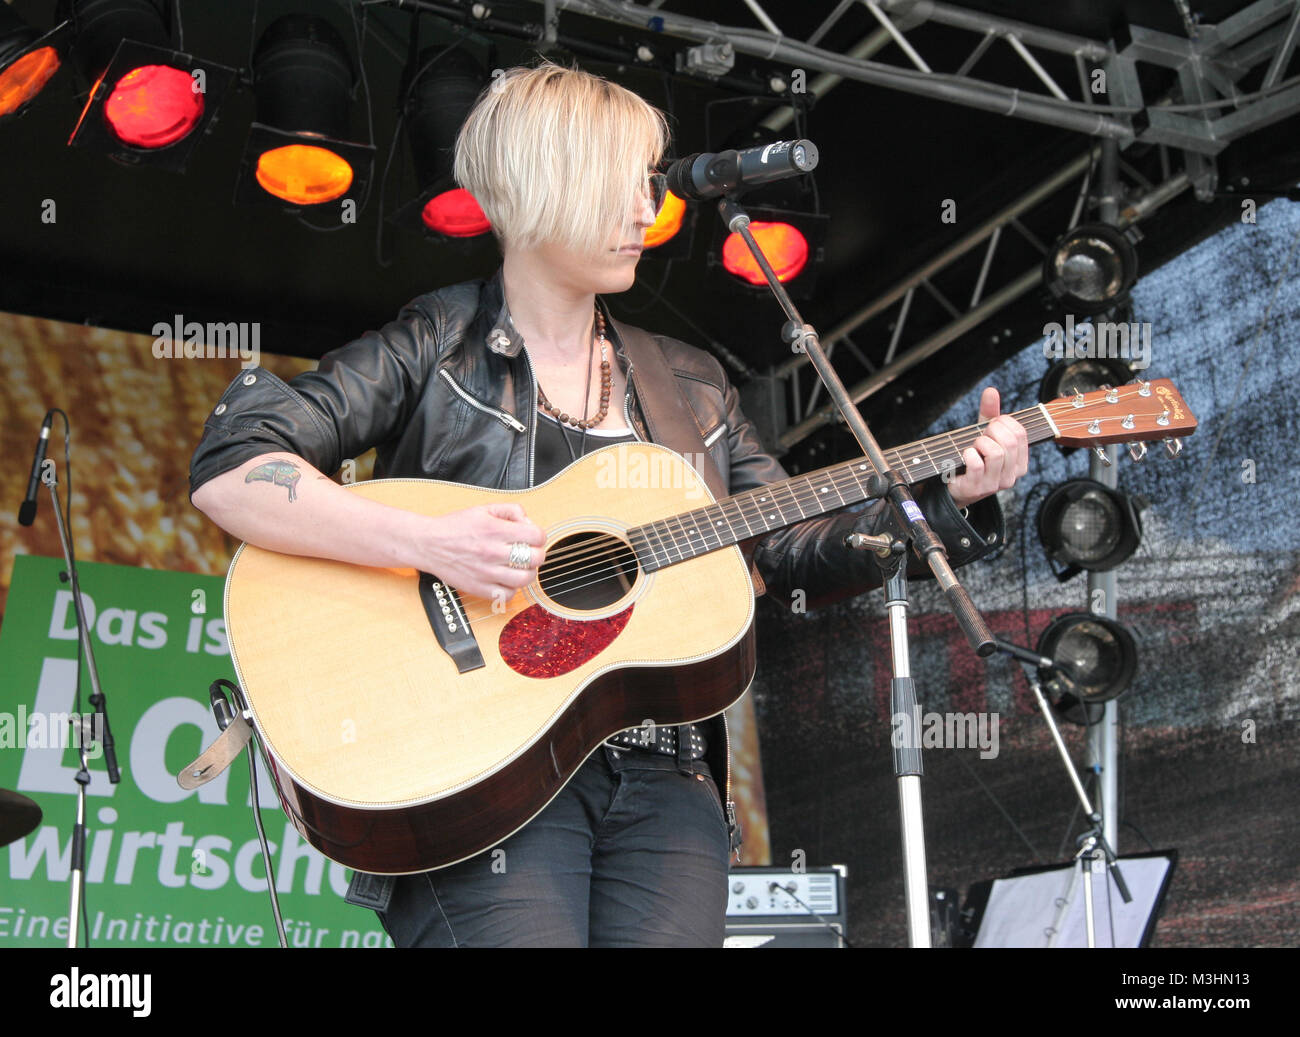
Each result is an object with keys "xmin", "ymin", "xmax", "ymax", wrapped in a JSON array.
[{"xmin": 0, "ymin": 554, "xmax": 389, "ymax": 948}]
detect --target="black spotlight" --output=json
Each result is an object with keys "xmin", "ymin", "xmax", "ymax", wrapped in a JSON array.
[
  {"xmin": 235, "ymin": 14, "xmax": 373, "ymax": 209},
  {"xmin": 1043, "ymin": 222, "xmax": 1139, "ymax": 315},
  {"xmin": 1038, "ymin": 355, "xmax": 1134, "ymax": 405},
  {"xmin": 0, "ymin": 7, "xmax": 69, "ymax": 122},
  {"xmin": 392, "ymin": 45, "xmax": 490, "ymax": 240},
  {"xmin": 1036, "ymin": 613, "xmax": 1138, "ymax": 724},
  {"xmin": 1038, "ymin": 479, "xmax": 1143, "ymax": 581},
  {"xmin": 62, "ymin": 0, "xmax": 233, "ymax": 170}
]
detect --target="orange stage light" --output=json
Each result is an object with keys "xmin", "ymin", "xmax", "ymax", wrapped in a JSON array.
[
  {"xmin": 255, "ymin": 144, "xmax": 354, "ymax": 205},
  {"xmin": 644, "ymin": 190, "xmax": 685, "ymax": 248},
  {"xmin": 0, "ymin": 45, "xmax": 59, "ymax": 118}
]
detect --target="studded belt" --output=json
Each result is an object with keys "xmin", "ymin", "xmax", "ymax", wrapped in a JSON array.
[{"xmin": 604, "ymin": 723, "xmax": 708, "ymax": 760}]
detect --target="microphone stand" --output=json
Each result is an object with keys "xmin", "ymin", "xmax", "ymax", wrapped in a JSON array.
[
  {"xmin": 41, "ymin": 451, "xmax": 122, "ymax": 947},
  {"xmin": 991, "ymin": 638, "xmax": 1131, "ymax": 946},
  {"xmin": 714, "ymin": 196, "xmax": 996, "ymax": 946}
]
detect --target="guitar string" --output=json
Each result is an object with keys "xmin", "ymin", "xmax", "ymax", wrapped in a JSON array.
[
  {"xmin": 531, "ymin": 384, "xmax": 1171, "ymax": 572},
  {"xmin": 451, "ymin": 392, "xmax": 1182, "ymax": 623},
  {"xmin": 503, "ymin": 397, "xmax": 1157, "ymax": 578},
  {"xmin": 457, "ymin": 407, "xmax": 1170, "ymax": 623},
  {"xmin": 458, "ymin": 390, "xmax": 1180, "ymax": 617}
]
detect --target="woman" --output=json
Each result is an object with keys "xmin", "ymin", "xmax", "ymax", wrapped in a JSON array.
[{"xmin": 190, "ymin": 62, "xmax": 1028, "ymax": 946}]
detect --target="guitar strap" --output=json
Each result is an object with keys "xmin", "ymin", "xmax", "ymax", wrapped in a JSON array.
[
  {"xmin": 608, "ymin": 318, "xmax": 728, "ymax": 501},
  {"xmin": 610, "ymin": 318, "xmax": 765, "ymax": 598}
]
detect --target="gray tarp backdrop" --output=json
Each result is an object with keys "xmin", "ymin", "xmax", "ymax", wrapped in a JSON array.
[{"xmin": 751, "ymin": 198, "xmax": 1300, "ymax": 946}]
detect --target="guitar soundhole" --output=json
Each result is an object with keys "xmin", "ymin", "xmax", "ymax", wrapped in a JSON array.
[{"xmin": 538, "ymin": 531, "xmax": 640, "ymax": 612}]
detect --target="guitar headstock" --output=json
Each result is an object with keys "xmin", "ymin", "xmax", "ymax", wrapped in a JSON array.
[{"xmin": 1043, "ymin": 378, "xmax": 1197, "ymax": 450}]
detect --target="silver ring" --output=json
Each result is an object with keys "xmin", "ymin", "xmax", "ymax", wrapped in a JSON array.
[{"xmin": 507, "ymin": 541, "xmax": 532, "ymax": 570}]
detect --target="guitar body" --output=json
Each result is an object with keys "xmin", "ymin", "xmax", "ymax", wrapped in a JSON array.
[{"xmin": 224, "ymin": 443, "xmax": 756, "ymax": 874}]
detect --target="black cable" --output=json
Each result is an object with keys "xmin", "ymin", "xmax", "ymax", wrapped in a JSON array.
[
  {"xmin": 44, "ymin": 409, "xmax": 93, "ymax": 946},
  {"xmin": 768, "ymin": 881, "xmax": 857, "ymax": 948},
  {"xmin": 246, "ymin": 0, "xmax": 260, "ymax": 73},
  {"xmin": 373, "ymin": 37, "xmax": 477, "ymax": 261},
  {"xmin": 210, "ymin": 678, "xmax": 288, "ymax": 947},
  {"xmin": 295, "ymin": 1, "xmax": 380, "ymax": 232},
  {"xmin": 1017, "ymin": 479, "xmax": 1051, "ymax": 645},
  {"xmin": 952, "ymin": 748, "xmax": 1045, "ymax": 862}
]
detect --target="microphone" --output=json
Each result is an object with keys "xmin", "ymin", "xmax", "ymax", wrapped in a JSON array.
[
  {"xmin": 665, "ymin": 139, "xmax": 819, "ymax": 201},
  {"xmin": 18, "ymin": 411, "xmax": 53, "ymax": 527}
]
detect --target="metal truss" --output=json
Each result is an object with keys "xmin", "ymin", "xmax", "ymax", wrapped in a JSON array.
[
  {"xmin": 768, "ymin": 148, "xmax": 1191, "ymax": 449},
  {"xmin": 388, "ymin": 1, "xmax": 1297, "ymax": 446},
  {"xmin": 538, "ymin": 0, "xmax": 1300, "ymax": 187}
]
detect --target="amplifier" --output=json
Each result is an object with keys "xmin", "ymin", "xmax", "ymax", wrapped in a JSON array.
[{"xmin": 723, "ymin": 865, "xmax": 847, "ymax": 948}]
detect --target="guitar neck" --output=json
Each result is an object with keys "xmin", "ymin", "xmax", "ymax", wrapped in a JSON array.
[{"xmin": 628, "ymin": 404, "xmax": 1057, "ymax": 571}]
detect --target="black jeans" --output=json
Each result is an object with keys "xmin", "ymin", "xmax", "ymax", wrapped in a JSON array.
[{"xmin": 374, "ymin": 746, "xmax": 731, "ymax": 947}]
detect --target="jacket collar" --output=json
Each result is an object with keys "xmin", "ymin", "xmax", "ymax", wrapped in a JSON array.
[{"xmin": 483, "ymin": 266, "xmax": 622, "ymax": 362}]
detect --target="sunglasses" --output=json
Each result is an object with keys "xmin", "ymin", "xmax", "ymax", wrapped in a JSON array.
[{"xmin": 648, "ymin": 172, "xmax": 668, "ymax": 214}]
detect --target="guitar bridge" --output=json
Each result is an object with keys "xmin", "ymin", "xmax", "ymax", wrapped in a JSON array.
[{"xmin": 418, "ymin": 573, "xmax": 485, "ymax": 673}]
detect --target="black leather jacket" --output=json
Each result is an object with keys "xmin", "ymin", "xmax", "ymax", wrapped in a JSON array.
[{"xmin": 190, "ymin": 269, "xmax": 1003, "ymax": 855}]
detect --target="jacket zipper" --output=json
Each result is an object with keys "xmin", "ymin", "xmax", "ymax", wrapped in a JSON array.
[
  {"xmin": 520, "ymin": 348, "xmax": 539, "ymax": 486},
  {"xmin": 721, "ymin": 710, "xmax": 739, "ymax": 862},
  {"xmin": 438, "ymin": 368, "xmax": 526, "ymax": 433}
]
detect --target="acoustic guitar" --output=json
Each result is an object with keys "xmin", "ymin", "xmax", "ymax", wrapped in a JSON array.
[{"xmin": 223, "ymin": 379, "xmax": 1196, "ymax": 873}]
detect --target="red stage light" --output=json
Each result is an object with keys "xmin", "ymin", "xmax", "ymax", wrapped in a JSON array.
[
  {"xmin": 0, "ymin": 46, "xmax": 60, "ymax": 117},
  {"xmin": 255, "ymin": 143, "xmax": 354, "ymax": 205},
  {"xmin": 721, "ymin": 221, "xmax": 809, "ymax": 285},
  {"xmin": 421, "ymin": 188, "xmax": 490, "ymax": 237},
  {"xmin": 644, "ymin": 190, "xmax": 685, "ymax": 248},
  {"xmin": 102, "ymin": 64, "xmax": 203, "ymax": 148}
]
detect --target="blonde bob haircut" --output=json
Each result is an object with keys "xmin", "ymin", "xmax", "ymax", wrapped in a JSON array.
[{"xmin": 454, "ymin": 62, "xmax": 668, "ymax": 256}]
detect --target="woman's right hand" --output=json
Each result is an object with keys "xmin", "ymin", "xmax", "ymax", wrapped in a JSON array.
[{"xmin": 410, "ymin": 502, "xmax": 548, "ymax": 605}]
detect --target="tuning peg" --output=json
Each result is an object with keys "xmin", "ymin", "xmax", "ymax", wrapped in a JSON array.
[
  {"xmin": 1164, "ymin": 438, "xmax": 1183, "ymax": 458},
  {"xmin": 1093, "ymin": 447, "xmax": 1113, "ymax": 467},
  {"xmin": 1128, "ymin": 442, "xmax": 1148, "ymax": 462}
]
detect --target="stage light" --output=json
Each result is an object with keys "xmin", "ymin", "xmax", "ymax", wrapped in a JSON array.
[
  {"xmin": 102, "ymin": 63, "xmax": 200, "ymax": 146},
  {"xmin": 1038, "ymin": 356, "xmax": 1134, "ymax": 405},
  {"xmin": 63, "ymin": 0, "xmax": 233, "ymax": 170},
  {"xmin": 235, "ymin": 14, "xmax": 372, "ymax": 208},
  {"xmin": 1036, "ymin": 613, "xmax": 1138, "ymax": 724},
  {"xmin": 710, "ymin": 205, "xmax": 826, "ymax": 298},
  {"xmin": 390, "ymin": 45, "xmax": 490, "ymax": 240},
  {"xmin": 1043, "ymin": 223, "xmax": 1139, "ymax": 315},
  {"xmin": 0, "ymin": 8, "xmax": 66, "ymax": 121},
  {"xmin": 644, "ymin": 189, "xmax": 686, "ymax": 248},
  {"xmin": 421, "ymin": 187, "xmax": 489, "ymax": 237},
  {"xmin": 1038, "ymin": 479, "xmax": 1143, "ymax": 581},
  {"xmin": 722, "ymin": 220, "xmax": 809, "ymax": 284}
]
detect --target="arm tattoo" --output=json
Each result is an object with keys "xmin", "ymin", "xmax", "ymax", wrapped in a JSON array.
[{"xmin": 245, "ymin": 461, "xmax": 302, "ymax": 502}]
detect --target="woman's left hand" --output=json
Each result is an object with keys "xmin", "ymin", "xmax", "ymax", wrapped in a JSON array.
[{"xmin": 946, "ymin": 387, "xmax": 1030, "ymax": 510}]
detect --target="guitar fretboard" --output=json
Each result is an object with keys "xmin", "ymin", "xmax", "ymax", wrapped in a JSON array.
[{"xmin": 627, "ymin": 405, "xmax": 1056, "ymax": 571}]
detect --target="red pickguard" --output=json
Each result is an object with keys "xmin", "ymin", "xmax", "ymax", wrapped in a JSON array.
[{"xmin": 499, "ymin": 604, "xmax": 634, "ymax": 678}]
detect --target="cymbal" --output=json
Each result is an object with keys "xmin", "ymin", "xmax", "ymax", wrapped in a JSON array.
[{"xmin": 0, "ymin": 788, "xmax": 42, "ymax": 848}]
